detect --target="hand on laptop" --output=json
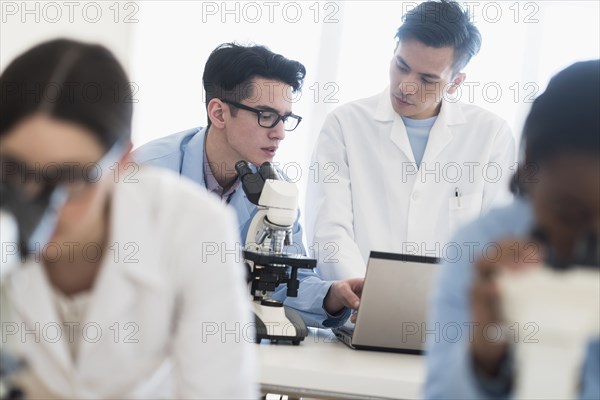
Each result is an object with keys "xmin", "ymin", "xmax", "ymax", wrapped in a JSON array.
[{"xmin": 324, "ymin": 278, "xmax": 364, "ymax": 319}]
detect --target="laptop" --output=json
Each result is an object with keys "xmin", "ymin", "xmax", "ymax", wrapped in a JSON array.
[{"xmin": 333, "ymin": 251, "xmax": 440, "ymax": 354}]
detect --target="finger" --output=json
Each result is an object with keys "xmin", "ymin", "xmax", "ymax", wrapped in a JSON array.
[
  {"xmin": 340, "ymin": 285, "xmax": 360, "ymax": 309},
  {"xmin": 499, "ymin": 239, "xmax": 544, "ymax": 270},
  {"xmin": 472, "ymin": 280, "xmax": 501, "ymax": 324},
  {"xmin": 350, "ymin": 278, "xmax": 364, "ymax": 296},
  {"xmin": 476, "ymin": 257, "xmax": 500, "ymax": 282}
]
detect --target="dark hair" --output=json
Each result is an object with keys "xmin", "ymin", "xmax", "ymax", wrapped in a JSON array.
[
  {"xmin": 202, "ymin": 43, "xmax": 306, "ymax": 127},
  {"xmin": 511, "ymin": 60, "xmax": 600, "ymax": 195},
  {"xmin": 0, "ymin": 39, "xmax": 132, "ymax": 150},
  {"xmin": 395, "ymin": 0, "xmax": 481, "ymax": 72}
]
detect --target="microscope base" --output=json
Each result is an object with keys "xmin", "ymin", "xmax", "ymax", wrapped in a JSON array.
[{"xmin": 253, "ymin": 302, "xmax": 308, "ymax": 345}]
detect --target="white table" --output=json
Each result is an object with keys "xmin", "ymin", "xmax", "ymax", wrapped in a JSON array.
[{"xmin": 259, "ymin": 328, "xmax": 425, "ymax": 399}]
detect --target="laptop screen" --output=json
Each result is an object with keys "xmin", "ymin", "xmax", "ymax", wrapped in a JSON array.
[{"xmin": 351, "ymin": 251, "xmax": 440, "ymax": 352}]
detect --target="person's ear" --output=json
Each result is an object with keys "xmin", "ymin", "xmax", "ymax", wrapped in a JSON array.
[
  {"xmin": 207, "ymin": 99, "xmax": 227, "ymax": 129},
  {"xmin": 446, "ymin": 72, "xmax": 466, "ymax": 95}
]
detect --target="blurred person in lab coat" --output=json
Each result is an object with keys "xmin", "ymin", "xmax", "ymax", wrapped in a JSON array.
[
  {"xmin": 306, "ymin": 0, "xmax": 516, "ymax": 280},
  {"xmin": 425, "ymin": 59, "xmax": 600, "ymax": 399},
  {"xmin": 134, "ymin": 43, "xmax": 364, "ymax": 329},
  {"xmin": 0, "ymin": 39, "xmax": 256, "ymax": 399}
]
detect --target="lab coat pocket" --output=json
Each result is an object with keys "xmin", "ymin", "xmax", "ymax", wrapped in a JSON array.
[{"xmin": 448, "ymin": 192, "xmax": 483, "ymax": 235}]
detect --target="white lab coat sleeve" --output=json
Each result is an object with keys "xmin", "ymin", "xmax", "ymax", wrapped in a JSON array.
[
  {"xmin": 481, "ymin": 121, "xmax": 516, "ymax": 212},
  {"xmin": 170, "ymin": 204, "xmax": 258, "ymax": 399},
  {"xmin": 306, "ymin": 111, "xmax": 367, "ymax": 280}
]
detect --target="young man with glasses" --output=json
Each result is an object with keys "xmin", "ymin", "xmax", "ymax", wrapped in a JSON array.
[{"xmin": 134, "ymin": 43, "xmax": 363, "ymax": 329}]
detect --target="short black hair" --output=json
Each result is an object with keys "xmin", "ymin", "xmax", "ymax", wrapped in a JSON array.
[
  {"xmin": 511, "ymin": 60, "xmax": 600, "ymax": 195},
  {"xmin": 0, "ymin": 39, "xmax": 132, "ymax": 150},
  {"xmin": 395, "ymin": 0, "xmax": 482, "ymax": 72},
  {"xmin": 524, "ymin": 60, "xmax": 600, "ymax": 164},
  {"xmin": 202, "ymin": 43, "xmax": 306, "ymax": 127}
]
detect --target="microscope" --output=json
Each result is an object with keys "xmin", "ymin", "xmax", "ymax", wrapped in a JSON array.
[
  {"xmin": 498, "ymin": 232, "xmax": 600, "ymax": 399},
  {"xmin": 235, "ymin": 161, "xmax": 316, "ymax": 345}
]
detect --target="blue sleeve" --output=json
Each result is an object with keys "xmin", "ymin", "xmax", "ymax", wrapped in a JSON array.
[
  {"xmin": 132, "ymin": 127, "xmax": 201, "ymax": 172},
  {"xmin": 424, "ymin": 227, "xmax": 511, "ymax": 400},
  {"xmin": 581, "ymin": 340, "xmax": 600, "ymax": 400},
  {"xmin": 270, "ymin": 209, "xmax": 351, "ymax": 328}
]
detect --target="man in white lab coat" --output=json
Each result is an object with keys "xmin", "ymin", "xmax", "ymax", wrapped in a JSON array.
[{"xmin": 307, "ymin": 0, "xmax": 516, "ymax": 280}]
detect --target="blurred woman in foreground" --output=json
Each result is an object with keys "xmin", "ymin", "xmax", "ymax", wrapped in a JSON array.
[{"xmin": 0, "ymin": 39, "xmax": 256, "ymax": 399}]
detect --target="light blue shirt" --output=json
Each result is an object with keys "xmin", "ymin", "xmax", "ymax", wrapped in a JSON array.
[
  {"xmin": 401, "ymin": 115, "xmax": 436, "ymax": 167},
  {"xmin": 202, "ymin": 142, "xmax": 241, "ymax": 202},
  {"xmin": 424, "ymin": 198, "xmax": 600, "ymax": 399},
  {"xmin": 133, "ymin": 127, "xmax": 351, "ymax": 328}
]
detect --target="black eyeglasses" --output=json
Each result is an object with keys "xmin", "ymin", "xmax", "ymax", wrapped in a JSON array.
[
  {"xmin": 220, "ymin": 99, "xmax": 302, "ymax": 131},
  {"xmin": 0, "ymin": 139, "xmax": 127, "ymax": 252},
  {"xmin": 0, "ymin": 139, "xmax": 127, "ymax": 204}
]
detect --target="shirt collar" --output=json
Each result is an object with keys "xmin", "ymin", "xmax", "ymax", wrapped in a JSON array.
[{"xmin": 202, "ymin": 132, "xmax": 241, "ymax": 202}]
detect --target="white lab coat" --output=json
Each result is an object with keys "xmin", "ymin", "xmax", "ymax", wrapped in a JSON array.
[
  {"xmin": 0, "ymin": 167, "xmax": 257, "ymax": 399},
  {"xmin": 306, "ymin": 88, "xmax": 516, "ymax": 280}
]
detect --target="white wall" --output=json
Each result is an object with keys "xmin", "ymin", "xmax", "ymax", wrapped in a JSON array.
[
  {"xmin": 2, "ymin": 1, "xmax": 599, "ymax": 208},
  {"xmin": 3, "ymin": 1, "xmax": 599, "ymax": 146},
  {"xmin": 0, "ymin": 1, "xmax": 135, "ymax": 72}
]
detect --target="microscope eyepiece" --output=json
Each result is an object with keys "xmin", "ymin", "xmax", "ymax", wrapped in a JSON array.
[
  {"xmin": 234, "ymin": 160, "xmax": 253, "ymax": 180},
  {"xmin": 259, "ymin": 162, "xmax": 280, "ymax": 181},
  {"xmin": 531, "ymin": 227, "xmax": 599, "ymax": 270},
  {"xmin": 236, "ymin": 161, "xmax": 283, "ymax": 205}
]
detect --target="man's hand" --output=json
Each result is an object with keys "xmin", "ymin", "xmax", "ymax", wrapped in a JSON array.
[
  {"xmin": 471, "ymin": 237, "xmax": 544, "ymax": 376},
  {"xmin": 323, "ymin": 278, "xmax": 364, "ymax": 318}
]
